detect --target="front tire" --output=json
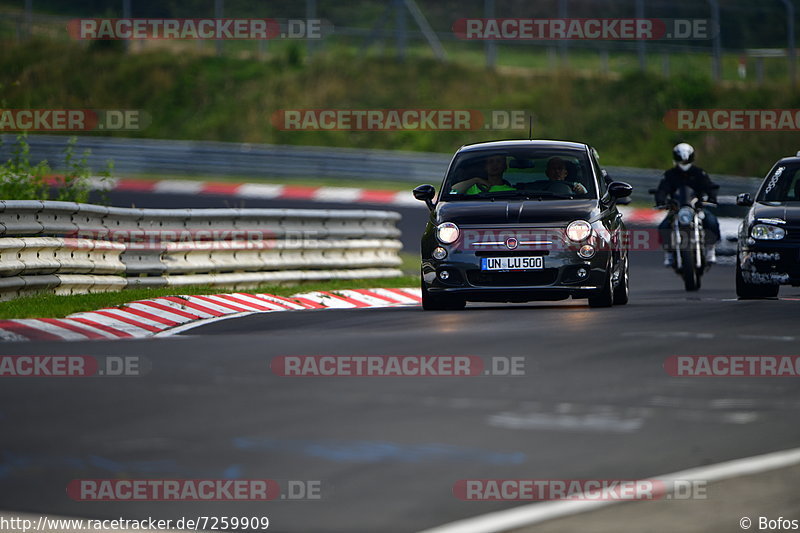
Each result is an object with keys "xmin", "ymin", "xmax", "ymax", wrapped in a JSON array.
[
  {"xmin": 681, "ymin": 250, "xmax": 699, "ymax": 291},
  {"xmin": 736, "ymin": 260, "xmax": 779, "ymax": 299},
  {"xmin": 421, "ymin": 280, "xmax": 466, "ymax": 311},
  {"xmin": 612, "ymin": 255, "xmax": 629, "ymax": 305},
  {"xmin": 588, "ymin": 269, "xmax": 614, "ymax": 308}
]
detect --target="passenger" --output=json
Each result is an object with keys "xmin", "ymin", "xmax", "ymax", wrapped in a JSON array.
[
  {"xmin": 451, "ymin": 155, "xmax": 516, "ymax": 194},
  {"xmin": 545, "ymin": 157, "xmax": 588, "ymax": 194}
]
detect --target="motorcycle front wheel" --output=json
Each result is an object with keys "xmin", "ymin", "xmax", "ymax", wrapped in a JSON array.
[{"xmin": 681, "ymin": 250, "xmax": 700, "ymax": 291}]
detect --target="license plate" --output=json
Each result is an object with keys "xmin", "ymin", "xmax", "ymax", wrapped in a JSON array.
[{"xmin": 481, "ymin": 256, "xmax": 544, "ymax": 271}]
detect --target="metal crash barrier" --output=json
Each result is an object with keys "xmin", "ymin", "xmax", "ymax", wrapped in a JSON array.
[{"xmin": 0, "ymin": 200, "xmax": 403, "ymax": 300}]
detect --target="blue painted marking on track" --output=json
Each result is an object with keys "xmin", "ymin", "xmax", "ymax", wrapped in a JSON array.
[
  {"xmin": 232, "ymin": 437, "xmax": 525, "ymax": 465},
  {"xmin": 222, "ymin": 464, "xmax": 243, "ymax": 478}
]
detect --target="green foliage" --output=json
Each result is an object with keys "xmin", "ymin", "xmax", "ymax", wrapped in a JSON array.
[
  {"xmin": 1, "ymin": 40, "xmax": 799, "ymax": 176},
  {"xmin": 0, "ymin": 134, "xmax": 112, "ymax": 202},
  {"xmin": 0, "ymin": 134, "xmax": 50, "ymax": 200}
]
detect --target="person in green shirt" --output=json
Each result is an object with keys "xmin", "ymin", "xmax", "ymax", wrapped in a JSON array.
[{"xmin": 450, "ymin": 155, "xmax": 516, "ymax": 195}]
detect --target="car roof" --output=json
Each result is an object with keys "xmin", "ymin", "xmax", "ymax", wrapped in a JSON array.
[
  {"xmin": 774, "ymin": 155, "xmax": 800, "ymax": 165},
  {"xmin": 456, "ymin": 139, "xmax": 589, "ymax": 154}
]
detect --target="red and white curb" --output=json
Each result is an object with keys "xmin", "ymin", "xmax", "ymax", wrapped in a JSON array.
[
  {"xmin": 80, "ymin": 177, "xmax": 422, "ymax": 207},
  {"xmin": 0, "ymin": 288, "xmax": 421, "ymax": 342},
  {"xmin": 75, "ymin": 176, "xmax": 664, "ymax": 220},
  {"xmin": 618, "ymin": 206, "xmax": 662, "ymax": 225}
]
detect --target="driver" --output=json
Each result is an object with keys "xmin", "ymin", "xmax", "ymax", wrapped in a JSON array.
[
  {"xmin": 450, "ymin": 155, "xmax": 516, "ymax": 194},
  {"xmin": 655, "ymin": 143, "xmax": 721, "ymax": 266},
  {"xmin": 546, "ymin": 157, "xmax": 588, "ymax": 194}
]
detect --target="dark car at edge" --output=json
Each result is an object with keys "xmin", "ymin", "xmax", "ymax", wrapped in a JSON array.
[
  {"xmin": 735, "ymin": 152, "xmax": 800, "ymax": 298},
  {"xmin": 413, "ymin": 140, "xmax": 633, "ymax": 310}
]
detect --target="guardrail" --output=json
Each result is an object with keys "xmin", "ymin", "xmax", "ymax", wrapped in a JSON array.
[
  {"xmin": 0, "ymin": 135, "xmax": 763, "ymax": 202},
  {"xmin": 0, "ymin": 200, "xmax": 403, "ymax": 300}
]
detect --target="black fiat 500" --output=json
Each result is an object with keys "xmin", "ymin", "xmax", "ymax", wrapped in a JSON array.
[
  {"xmin": 413, "ymin": 140, "xmax": 633, "ymax": 310},
  {"xmin": 735, "ymin": 152, "xmax": 800, "ymax": 298}
]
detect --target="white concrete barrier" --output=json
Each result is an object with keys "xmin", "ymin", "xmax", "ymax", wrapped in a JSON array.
[{"xmin": 0, "ymin": 201, "xmax": 403, "ymax": 300}]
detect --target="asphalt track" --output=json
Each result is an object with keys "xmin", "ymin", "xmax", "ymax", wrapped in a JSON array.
[{"xmin": 2, "ymin": 239, "xmax": 800, "ymax": 531}]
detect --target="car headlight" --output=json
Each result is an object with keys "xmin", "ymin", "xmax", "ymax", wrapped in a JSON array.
[
  {"xmin": 566, "ymin": 220, "xmax": 592, "ymax": 242},
  {"xmin": 436, "ymin": 222, "xmax": 460, "ymax": 244},
  {"xmin": 677, "ymin": 206, "xmax": 694, "ymax": 226},
  {"xmin": 751, "ymin": 224, "xmax": 785, "ymax": 240}
]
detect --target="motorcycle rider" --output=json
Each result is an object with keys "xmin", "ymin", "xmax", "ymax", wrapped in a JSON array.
[{"xmin": 655, "ymin": 143, "xmax": 720, "ymax": 267}]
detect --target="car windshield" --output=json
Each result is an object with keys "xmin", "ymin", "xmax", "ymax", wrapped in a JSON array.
[
  {"xmin": 441, "ymin": 148, "xmax": 596, "ymax": 201},
  {"xmin": 757, "ymin": 163, "xmax": 800, "ymax": 203}
]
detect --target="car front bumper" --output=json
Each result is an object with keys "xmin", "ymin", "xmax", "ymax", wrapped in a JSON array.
[
  {"xmin": 738, "ymin": 240, "xmax": 800, "ymax": 286},
  {"xmin": 422, "ymin": 249, "xmax": 611, "ymax": 302}
]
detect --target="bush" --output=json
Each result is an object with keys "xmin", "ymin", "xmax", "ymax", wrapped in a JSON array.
[
  {"xmin": 0, "ymin": 135, "xmax": 112, "ymax": 203},
  {"xmin": 0, "ymin": 135, "xmax": 49, "ymax": 200}
]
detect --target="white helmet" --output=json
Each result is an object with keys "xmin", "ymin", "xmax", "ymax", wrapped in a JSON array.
[{"xmin": 673, "ymin": 143, "xmax": 695, "ymax": 163}]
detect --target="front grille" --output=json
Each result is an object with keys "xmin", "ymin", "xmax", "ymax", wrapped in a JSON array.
[{"xmin": 467, "ymin": 269, "xmax": 559, "ymax": 287}]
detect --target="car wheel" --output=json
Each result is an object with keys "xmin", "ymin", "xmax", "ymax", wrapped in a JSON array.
[
  {"xmin": 421, "ymin": 280, "xmax": 466, "ymax": 311},
  {"xmin": 612, "ymin": 254, "xmax": 629, "ymax": 305},
  {"xmin": 681, "ymin": 250, "xmax": 699, "ymax": 291},
  {"xmin": 736, "ymin": 260, "xmax": 779, "ymax": 299},
  {"xmin": 588, "ymin": 268, "xmax": 614, "ymax": 308}
]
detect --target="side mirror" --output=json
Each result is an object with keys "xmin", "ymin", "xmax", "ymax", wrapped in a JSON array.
[
  {"xmin": 608, "ymin": 181, "xmax": 633, "ymax": 199},
  {"xmin": 413, "ymin": 184, "xmax": 436, "ymax": 210},
  {"xmin": 736, "ymin": 193, "xmax": 754, "ymax": 207}
]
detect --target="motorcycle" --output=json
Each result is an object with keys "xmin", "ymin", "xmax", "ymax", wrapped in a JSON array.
[{"xmin": 650, "ymin": 185, "xmax": 716, "ymax": 291}]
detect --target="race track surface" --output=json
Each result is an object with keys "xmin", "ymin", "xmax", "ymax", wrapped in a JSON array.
[{"xmin": 1, "ymin": 251, "xmax": 799, "ymax": 532}]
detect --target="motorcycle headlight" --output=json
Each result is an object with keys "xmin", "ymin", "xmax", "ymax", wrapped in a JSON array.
[
  {"xmin": 677, "ymin": 207, "xmax": 694, "ymax": 226},
  {"xmin": 436, "ymin": 222, "xmax": 460, "ymax": 244},
  {"xmin": 566, "ymin": 220, "xmax": 592, "ymax": 242},
  {"xmin": 751, "ymin": 224, "xmax": 785, "ymax": 240}
]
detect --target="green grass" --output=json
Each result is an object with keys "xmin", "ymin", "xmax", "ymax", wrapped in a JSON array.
[
  {"xmin": 399, "ymin": 251, "xmax": 420, "ymax": 274},
  {"xmin": 2, "ymin": 39, "xmax": 800, "ymax": 177},
  {"xmin": 0, "ymin": 275, "xmax": 419, "ymax": 319},
  {"xmin": 1, "ymin": 12, "xmax": 794, "ymax": 85}
]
